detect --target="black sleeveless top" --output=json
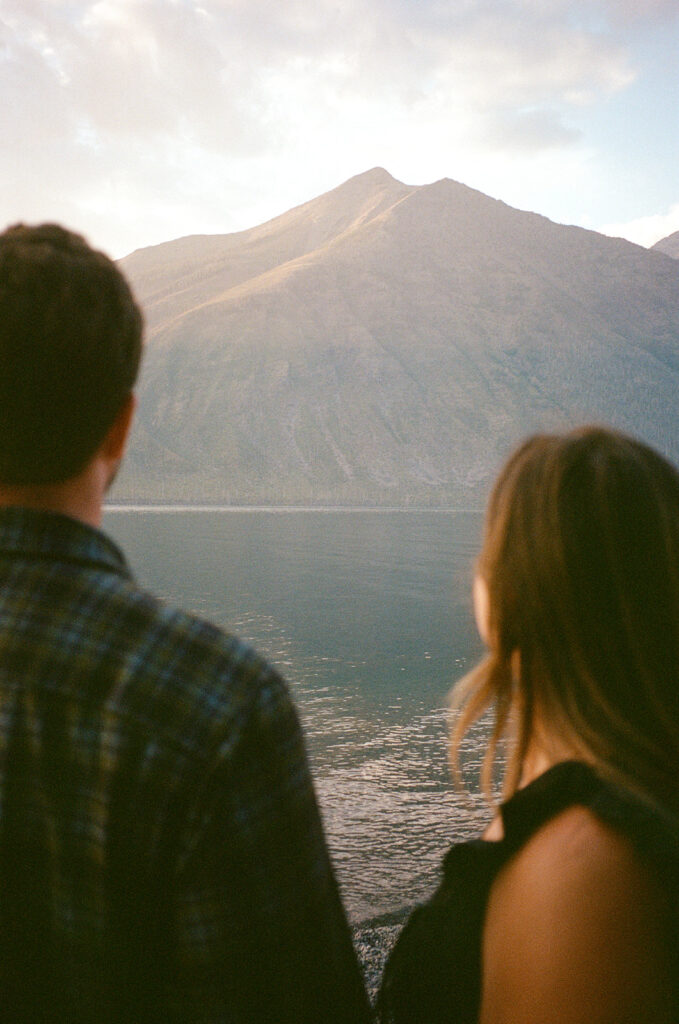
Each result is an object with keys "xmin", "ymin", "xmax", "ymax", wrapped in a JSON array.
[{"xmin": 377, "ymin": 761, "xmax": 679, "ymax": 1023}]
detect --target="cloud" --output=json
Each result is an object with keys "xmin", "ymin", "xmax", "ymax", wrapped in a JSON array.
[
  {"xmin": 512, "ymin": 0, "xmax": 679, "ymax": 25},
  {"xmin": 600, "ymin": 204, "xmax": 679, "ymax": 248},
  {"xmin": 478, "ymin": 108, "xmax": 582, "ymax": 153},
  {"xmin": 594, "ymin": 0, "xmax": 679, "ymax": 24},
  {"xmin": 1, "ymin": 0, "xmax": 640, "ymax": 147}
]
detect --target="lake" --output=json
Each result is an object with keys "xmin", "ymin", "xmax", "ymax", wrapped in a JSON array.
[{"xmin": 103, "ymin": 507, "xmax": 492, "ymax": 932}]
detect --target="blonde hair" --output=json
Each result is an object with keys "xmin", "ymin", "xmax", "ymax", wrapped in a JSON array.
[{"xmin": 451, "ymin": 426, "xmax": 679, "ymax": 811}]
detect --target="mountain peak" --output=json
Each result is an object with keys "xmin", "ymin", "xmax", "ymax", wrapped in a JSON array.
[
  {"xmin": 353, "ymin": 166, "xmax": 399, "ymax": 184},
  {"xmin": 321, "ymin": 167, "xmax": 407, "ymax": 203},
  {"xmin": 652, "ymin": 230, "xmax": 679, "ymax": 259}
]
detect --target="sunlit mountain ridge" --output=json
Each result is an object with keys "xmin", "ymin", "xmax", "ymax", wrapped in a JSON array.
[{"xmin": 114, "ymin": 169, "xmax": 679, "ymax": 506}]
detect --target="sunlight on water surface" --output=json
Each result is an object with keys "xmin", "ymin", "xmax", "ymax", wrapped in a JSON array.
[{"xmin": 104, "ymin": 507, "xmax": 491, "ymax": 923}]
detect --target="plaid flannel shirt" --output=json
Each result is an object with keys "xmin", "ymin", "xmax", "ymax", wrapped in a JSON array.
[{"xmin": 0, "ymin": 507, "xmax": 370, "ymax": 1024}]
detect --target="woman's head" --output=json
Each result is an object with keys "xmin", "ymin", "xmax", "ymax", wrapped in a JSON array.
[{"xmin": 453, "ymin": 425, "xmax": 679, "ymax": 809}]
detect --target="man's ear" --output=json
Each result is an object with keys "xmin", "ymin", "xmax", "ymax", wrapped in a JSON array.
[{"xmin": 102, "ymin": 393, "xmax": 136, "ymax": 463}]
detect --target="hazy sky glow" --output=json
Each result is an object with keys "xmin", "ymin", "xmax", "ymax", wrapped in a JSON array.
[{"xmin": 3, "ymin": 0, "xmax": 678, "ymax": 257}]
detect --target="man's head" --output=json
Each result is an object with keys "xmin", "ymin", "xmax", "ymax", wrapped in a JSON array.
[{"xmin": 0, "ymin": 223, "xmax": 143, "ymax": 485}]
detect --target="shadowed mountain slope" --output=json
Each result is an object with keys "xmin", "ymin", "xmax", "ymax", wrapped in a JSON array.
[
  {"xmin": 114, "ymin": 170, "xmax": 679, "ymax": 506},
  {"xmin": 653, "ymin": 231, "xmax": 679, "ymax": 259}
]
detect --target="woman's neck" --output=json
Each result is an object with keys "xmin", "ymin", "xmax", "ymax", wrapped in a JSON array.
[{"xmin": 519, "ymin": 745, "xmax": 557, "ymax": 787}]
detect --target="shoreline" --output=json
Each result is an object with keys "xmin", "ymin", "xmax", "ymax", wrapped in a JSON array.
[{"xmin": 105, "ymin": 503, "xmax": 483, "ymax": 514}]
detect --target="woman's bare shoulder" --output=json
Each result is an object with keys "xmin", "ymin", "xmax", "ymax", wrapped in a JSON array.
[{"xmin": 480, "ymin": 803, "xmax": 674, "ymax": 1024}]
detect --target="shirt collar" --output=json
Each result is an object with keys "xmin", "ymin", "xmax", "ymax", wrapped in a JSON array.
[{"xmin": 0, "ymin": 506, "xmax": 132, "ymax": 579}]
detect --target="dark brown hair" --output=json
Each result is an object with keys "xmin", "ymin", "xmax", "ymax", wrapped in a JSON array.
[
  {"xmin": 452, "ymin": 426, "xmax": 679, "ymax": 811},
  {"xmin": 0, "ymin": 223, "xmax": 142, "ymax": 484}
]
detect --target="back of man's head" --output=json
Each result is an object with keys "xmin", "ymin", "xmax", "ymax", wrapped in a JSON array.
[{"xmin": 0, "ymin": 223, "xmax": 143, "ymax": 485}]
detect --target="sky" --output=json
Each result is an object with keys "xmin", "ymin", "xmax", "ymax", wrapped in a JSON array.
[{"xmin": 2, "ymin": 0, "xmax": 678, "ymax": 259}]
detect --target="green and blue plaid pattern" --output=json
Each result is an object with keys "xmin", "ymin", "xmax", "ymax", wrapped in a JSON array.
[{"xmin": 0, "ymin": 507, "xmax": 369, "ymax": 1024}]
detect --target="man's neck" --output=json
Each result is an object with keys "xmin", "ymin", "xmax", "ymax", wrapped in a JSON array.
[{"xmin": 0, "ymin": 466, "xmax": 106, "ymax": 529}]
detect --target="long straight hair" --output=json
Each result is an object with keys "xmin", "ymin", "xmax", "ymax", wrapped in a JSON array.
[{"xmin": 451, "ymin": 426, "xmax": 679, "ymax": 812}]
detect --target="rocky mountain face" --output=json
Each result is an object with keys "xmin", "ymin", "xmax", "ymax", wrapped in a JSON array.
[
  {"xmin": 114, "ymin": 169, "xmax": 679, "ymax": 506},
  {"xmin": 653, "ymin": 231, "xmax": 679, "ymax": 259}
]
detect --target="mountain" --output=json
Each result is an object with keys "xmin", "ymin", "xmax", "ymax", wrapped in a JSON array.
[
  {"xmin": 113, "ymin": 169, "xmax": 679, "ymax": 506},
  {"xmin": 652, "ymin": 230, "xmax": 679, "ymax": 259}
]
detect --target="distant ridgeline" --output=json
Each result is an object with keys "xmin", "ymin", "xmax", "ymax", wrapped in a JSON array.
[{"xmin": 113, "ymin": 168, "xmax": 679, "ymax": 508}]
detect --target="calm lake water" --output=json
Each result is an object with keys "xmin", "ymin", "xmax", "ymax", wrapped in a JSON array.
[{"xmin": 103, "ymin": 507, "xmax": 492, "ymax": 926}]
